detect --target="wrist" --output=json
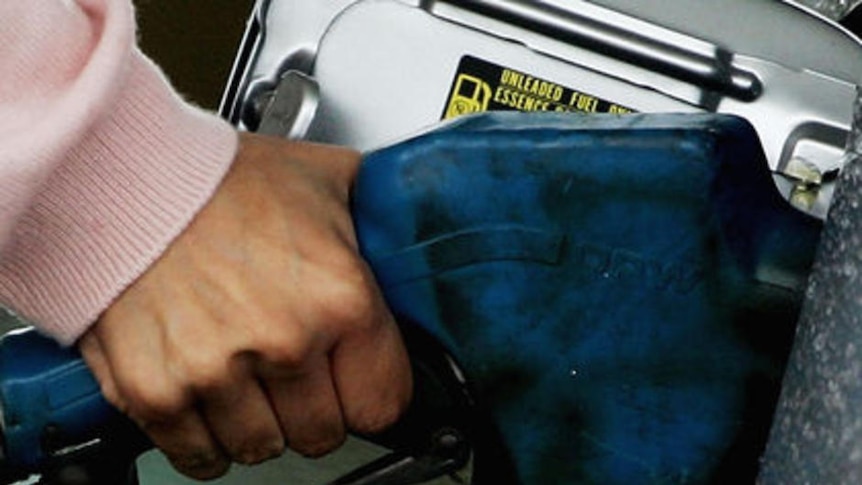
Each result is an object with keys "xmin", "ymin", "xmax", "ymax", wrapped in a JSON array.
[{"xmin": 0, "ymin": 51, "xmax": 237, "ymax": 345}]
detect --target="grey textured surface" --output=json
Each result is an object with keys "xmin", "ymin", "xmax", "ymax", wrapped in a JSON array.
[{"xmin": 759, "ymin": 89, "xmax": 862, "ymax": 483}]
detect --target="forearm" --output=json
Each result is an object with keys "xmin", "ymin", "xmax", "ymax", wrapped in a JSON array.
[{"xmin": 0, "ymin": 0, "xmax": 238, "ymax": 344}]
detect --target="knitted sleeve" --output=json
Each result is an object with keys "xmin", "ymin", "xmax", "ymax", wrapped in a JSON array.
[{"xmin": 0, "ymin": 0, "xmax": 238, "ymax": 344}]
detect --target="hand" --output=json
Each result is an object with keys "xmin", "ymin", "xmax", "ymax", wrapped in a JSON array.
[{"xmin": 78, "ymin": 133, "xmax": 412, "ymax": 480}]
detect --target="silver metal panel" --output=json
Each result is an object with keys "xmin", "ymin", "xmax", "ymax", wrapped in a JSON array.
[
  {"xmin": 228, "ymin": 0, "xmax": 862, "ymax": 218},
  {"xmin": 306, "ymin": 0, "xmax": 697, "ymax": 148}
]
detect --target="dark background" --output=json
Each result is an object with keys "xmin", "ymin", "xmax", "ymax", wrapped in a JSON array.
[{"xmin": 133, "ymin": 0, "xmax": 256, "ymax": 110}]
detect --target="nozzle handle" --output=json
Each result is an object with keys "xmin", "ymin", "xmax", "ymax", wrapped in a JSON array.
[{"xmin": 0, "ymin": 328, "xmax": 146, "ymax": 478}]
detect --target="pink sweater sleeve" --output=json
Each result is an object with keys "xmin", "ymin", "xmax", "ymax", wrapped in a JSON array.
[{"xmin": 0, "ymin": 0, "xmax": 238, "ymax": 345}]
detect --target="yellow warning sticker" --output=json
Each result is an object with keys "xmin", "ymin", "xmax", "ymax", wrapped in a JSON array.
[{"xmin": 442, "ymin": 56, "xmax": 634, "ymax": 120}]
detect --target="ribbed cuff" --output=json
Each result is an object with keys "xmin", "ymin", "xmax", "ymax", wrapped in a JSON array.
[{"xmin": 0, "ymin": 51, "xmax": 238, "ymax": 345}]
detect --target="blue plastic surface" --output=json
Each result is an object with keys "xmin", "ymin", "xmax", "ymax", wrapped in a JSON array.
[
  {"xmin": 0, "ymin": 328, "xmax": 119, "ymax": 470},
  {"xmin": 0, "ymin": 112, "xmax": 823, "ymax": 483},
  {"xmin": 352, "ymin": 112, "xmax": 822, "ymax": 483}
]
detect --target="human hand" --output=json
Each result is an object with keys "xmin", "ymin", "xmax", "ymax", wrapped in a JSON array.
[{"xmin": 78, "ymin": 133, "xmax": 412, "ymax": 480}]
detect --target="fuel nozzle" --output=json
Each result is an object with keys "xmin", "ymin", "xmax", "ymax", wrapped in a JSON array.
[
  {"xmin": 0, "ymin": 326, "xmax": 481, "ymax": 485},
  {"xmin": 0, "ymin": 329, "xmax": 148, "ymax": 485}
]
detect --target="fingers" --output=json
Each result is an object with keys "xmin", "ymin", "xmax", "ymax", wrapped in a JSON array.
[
  {"xmin": 198, "ymin": 360, "xmax": 285, "ymax": 465},
  {"xmin": 332, "ymin": 310, "xmax": 413, "ymax": 435},
  {"xmin": 80, "ymin": 319, "xmax": 284, "ymax": 479},
  {"xmin": 283, "ymin": 246, "xmax": 412, "ymax": 437},
  {"xmin": 81, "ymin": 293, "xmax": 408, "ymax": 481},
  {"xmin": 74, "ymin": 134, "xmax": 413, "ymax": 481},
  {"xmin": 262, "ymin": 356, "xmax": 346, "ymax": 457},
  {"xmin": 80, "ymin": 331, "xmax": 233, "ymax": 480},
  {"xmin": 142, "ymin": 408, "xmax": 231, "ymax": 480}
]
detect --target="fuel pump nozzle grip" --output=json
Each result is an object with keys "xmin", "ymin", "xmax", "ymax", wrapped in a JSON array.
[
  {"xmin": 0, "ymin": 324, "xmax": 476, "ymax": 485},
  {"xmin": 0, "ymin": 328, "xmax": 149, "ymax": 483}
]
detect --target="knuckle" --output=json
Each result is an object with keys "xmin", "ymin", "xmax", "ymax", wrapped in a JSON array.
[
  {"xmin": 259, "ymin": 330, "xmax": 312, "ymax": 370},
  {"xmin": 184, "ymin": 361, "xmax": 232, "ymax": 396},
  {"xmin": 317, "ymin": 263, "xmax": 380, "ymax": 328},
  {"xmin": 171, "ymin": 344, "xmax": 235, "ymax": 395},
  {"xmin": 123, "ymin": 381, "xmax": 189, "ymax": 424},
  {"xmin": 97, "ymin": 380, "xmax": 129, "ymax": 415}
]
